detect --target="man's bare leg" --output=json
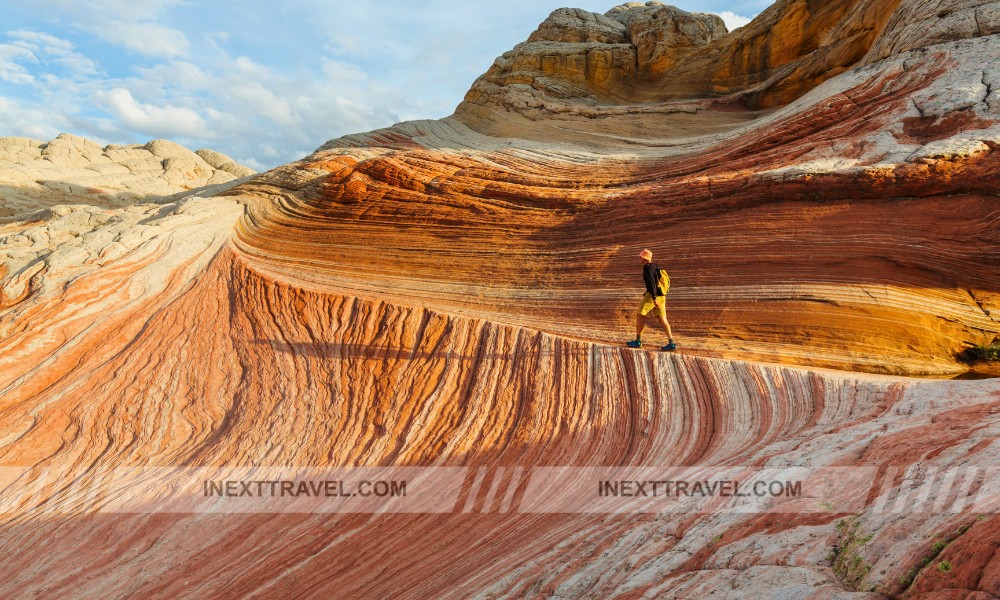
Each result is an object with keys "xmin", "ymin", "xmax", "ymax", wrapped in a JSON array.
[
  {"xmin": 658, "ymin": 313, "xmax": 674, "ymax": 341},
  {"xmin": 635, "ymin": 313, "xmax": 645, "ymax": 340}
]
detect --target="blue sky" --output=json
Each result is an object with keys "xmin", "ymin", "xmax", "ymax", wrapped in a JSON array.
[{"xmin": 0, "ymin": 0, "xmax": 772, "ymax": 170}]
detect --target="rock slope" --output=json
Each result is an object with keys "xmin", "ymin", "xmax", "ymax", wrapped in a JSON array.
[
  {"xmin": 239, "ymin": 0, "xmax": 1000, "ymax": 378},
  {"xmin": 0, "ymin": 1, "xmax": 998, "ymax": 599},
  {"xmin": 0, "ymin": 133, "xmax": 255, "ymax": 222}
]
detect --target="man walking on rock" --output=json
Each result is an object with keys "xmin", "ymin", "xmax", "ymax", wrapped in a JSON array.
[{"xmin": 626, "ymin": 248, "xmax": 677, "ymax": 351}]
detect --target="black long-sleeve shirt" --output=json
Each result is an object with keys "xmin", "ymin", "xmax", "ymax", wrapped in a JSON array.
[{"xmin": 643, "ymin": 263, "xmax": 662, "ymax": 298}]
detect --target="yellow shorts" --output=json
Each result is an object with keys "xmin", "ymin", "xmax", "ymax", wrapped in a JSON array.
[{"xmin": 637, "ymin": 292, "xmax": 666, "ymax": 318}]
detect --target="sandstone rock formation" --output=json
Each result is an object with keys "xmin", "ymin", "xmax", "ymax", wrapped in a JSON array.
[
  {"xmin": 0, "ymin": 133, "xmax": 255, "ymax": 223},
  {"xmin": 250, "ymin": 0, "xmax": 1000, "ymax": 378},
  {"xmin": 0, "ymin": 0, "xmax": 998, "ymax": 598},
  {"xmin": 462, "ymin": 0, "xmax": 912, "ymax": 114}
]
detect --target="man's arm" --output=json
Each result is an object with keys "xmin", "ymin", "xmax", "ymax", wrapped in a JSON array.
[{"xmin": 643, "ymin": 264, "xmax": 660, "ymax": 297}]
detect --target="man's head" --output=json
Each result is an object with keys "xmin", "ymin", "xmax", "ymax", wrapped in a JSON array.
[{"xmin": 639, "ymin": 249, "xmax": 653, "ymax": 263}]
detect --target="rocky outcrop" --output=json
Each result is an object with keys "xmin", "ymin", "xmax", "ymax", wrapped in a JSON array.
[
  {"xmin": 496, "ymin": 3, "xmax": 728, "ymax": 102},
  {"xmin": 864, "ymin": 0, "xmax": 1000, "ymax": 64},
  {"xmin": 195, "ymin": 148, "xmax": 256, "ymax": 178},
  {"xmin": 461, "ymin": 0, "xmax": 908, "ymax": 114},
  {"xmin": 242, "ymin": 16, "xmax": 1000, "ymax": 378},
  {"xmin": 0, "ymin": 133, "xmax": 255, "ymax": 223},
  {"xmin": 0, "ymin": 0, "xmax": 998, "ymax": 598}
]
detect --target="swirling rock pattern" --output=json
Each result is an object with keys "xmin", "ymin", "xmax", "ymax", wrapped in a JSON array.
[
  {"xmin": 243, "ymin": 28, "xmax": 1000, "ymax": 377},
  {"xmin": 1, "ymin": 0, "xmax": 999, "ymax": 598}
]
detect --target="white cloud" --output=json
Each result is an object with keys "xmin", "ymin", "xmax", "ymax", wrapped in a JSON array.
[
  {"xmin": 129, "ymin": 60, "xmax": 208, "ymax": 97},
  {"xmin": 97, "ymin": 87, "xmax": 207, "ymax": 138},
  {"xmin": 224, "ymin": 81, "xmax": 299, "ymax": 126},
  {"xmin": 0, "ymin": 97, "xmax": 63, "ymax": 139},
  {"xmin": 238, "ymin": 157, "xmax": 269, "ymax": 172},
  {"xmin": 95, "ymin": 20, "xmax": 190, "ymax": 57},
  {"xmin": 2, "ymin": 30, "xmax": 99, "ymax": 77},
  {"xmin": 205, "ymin": 31, "xmax": 229, "ymax": 48},
  {"xmin": 718, "ymin": 10, "xmax": 753, "ymax": 31},
  {"xmin": 0, "ymin": 43, "xmax": 36, "ymax": 61},
  {"xmin": 321, "ymin": 58, "xmax": 371, "ymax": 83},
  {"xmin": 10, "ymin": 3, "xmax": 189, "ymax": 57},
  {"xmin": 203, "ymin": 106, "xmax": 248, "ymax": 133},
  {"xmin": 324, "ymin": 36, "xmax": 370, "ymax": 59},
  {"xmin": 0, "ymin": 61, "xmax": 34, "ymax": 84},
  {"xmin": 51, "ymin": 53, "xmax": 98, "ymax": 76},
  {"xmin": 0, "ymin": 42, "xmax": 36, "ymax": 83},
  {"xmin": 7, "ymin": 29, "xmax": 74, "ymax": 51},
  {"xmin": 232, "ymin": 56, "xmax": 270, "ymax": 78}
]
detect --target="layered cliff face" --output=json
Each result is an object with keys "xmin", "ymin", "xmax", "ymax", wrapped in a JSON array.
[
  {"xmin": 461, "ymin": 0, "xmax": 908, "ymax": 112},
  {"xmin": 1, "ymin": 1, "xmax": 999, "ymax": 599}
]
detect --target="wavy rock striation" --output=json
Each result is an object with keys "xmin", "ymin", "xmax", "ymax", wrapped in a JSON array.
[
  {"xmin": 241, "ymin": 2, "xmax": 1000, "ymax": 377},
  {"xmin": 1, "ymin": 0, "xmax": 999, "ymax": 598}
]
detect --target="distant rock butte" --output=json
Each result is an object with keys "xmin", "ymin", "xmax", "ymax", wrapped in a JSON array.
[
  {"xmin": 0, "ymin": 133, "xmax": 255, "ymax": 222},
  {"xmin": 0, "ymin": 0, "xmax": 999, "ymax": 598},
  {"xmin": 460, "ymin": 0, "xmax": 907, "ymax": 113}
]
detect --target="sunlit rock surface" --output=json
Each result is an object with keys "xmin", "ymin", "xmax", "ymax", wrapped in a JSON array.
[
  {"xmin": 0, "ymin": 134, "xmax": 255, "ymax": 223},
  {"xmin": 0, "ymin": 0, "xmax": 998, "ymax": 598},
  {"xmin": 247, "ymin": 0, "xmax": 1000, "ymax": 378}
]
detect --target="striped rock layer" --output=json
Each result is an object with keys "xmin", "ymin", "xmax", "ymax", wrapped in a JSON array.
[{"xmin": 1, "ymin": 0, "xmax": 999, "ymax": 598}]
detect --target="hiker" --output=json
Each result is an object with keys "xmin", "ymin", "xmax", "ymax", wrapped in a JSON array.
[{"xmin": 626, "ymin": 249, "xmax": 677, "ymax": 351}]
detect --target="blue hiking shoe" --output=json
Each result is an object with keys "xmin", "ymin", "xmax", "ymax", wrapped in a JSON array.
[
  {"xmin": 661, "ymin": 341, "xmax": 677, "ymax": 351},
  {"xmin": 626, "ymin": 338, "xmax": 642, "ymax": 348}
]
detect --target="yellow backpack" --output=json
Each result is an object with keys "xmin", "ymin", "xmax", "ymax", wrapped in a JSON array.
[{"xmin": 657, "ymin": 267, "xmax": 670, "ymax": 295}]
